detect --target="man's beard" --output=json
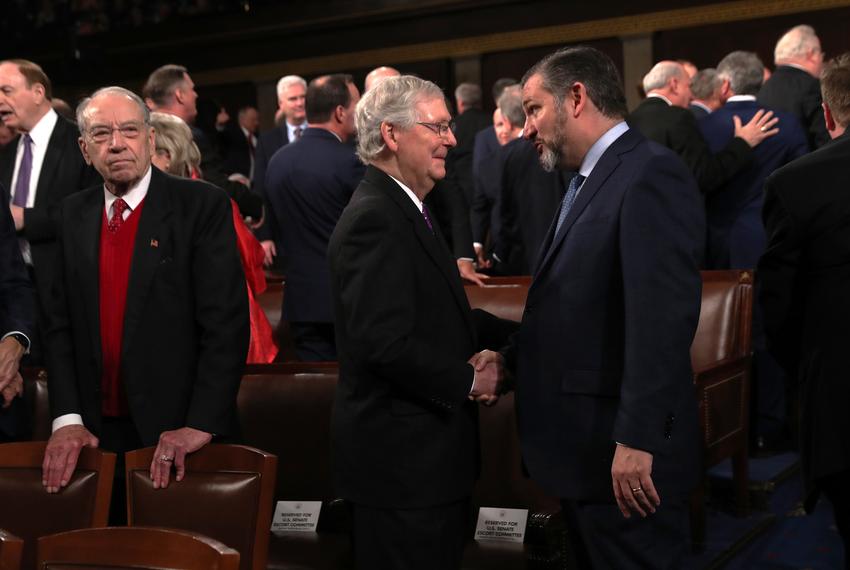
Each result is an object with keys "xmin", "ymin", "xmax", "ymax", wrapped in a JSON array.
[{"xmin": 537, "ymin": 110, "xmax": 567, "ymax": 173}]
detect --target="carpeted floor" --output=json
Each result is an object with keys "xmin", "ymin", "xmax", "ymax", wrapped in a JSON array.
[{"xmin": 683, "ymin": 452, "xmax": 845, "ymax": 569}]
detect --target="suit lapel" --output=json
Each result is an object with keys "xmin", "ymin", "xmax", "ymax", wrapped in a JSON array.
[
  {"xmin": 0, "ymin": 136, "xmax": 18, "ymax": 191},
  {"xmin": 369, "ymin": 168, "xmax": 476, "ymax": 339},
  {"xmin": 532, "ymin": 128, "xmax": 639, "ymax": 284},
  {"xmin": 34, "ymin": 118, "xmax": 68, "ymax": 208},
  {"xmin": 121, "ymin": 169, "xmax": 169, "ymax": 358},
  {"xmin": 76, "ymin": 189, "xmax": 105, "ymax": 370}
]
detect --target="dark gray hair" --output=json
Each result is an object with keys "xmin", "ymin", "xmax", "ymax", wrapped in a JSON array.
[
  {"xmin": 690, "ymin": 68, "xmax": 722, "ymax": 100},
  {"xmin": 76, "ymin": 86, "xmax": 151, "ymax": 135},
  {"xmin": 355, "ymin": 75, "xmax": 445, "ymax": 164},
  {"xmin": 454, "ymin": 83, "xmax": 482, "ymax": 108},
  {"xmin": 717, "ymin": 51, "xmax": 764, "ymax": 96},
  {"xmin": 524, "ymin": 46, "xmax": 627, "ymax": 120},
  {"xmin": 497, "ymin": 85, "xmax": 524, "ymax": 128}
]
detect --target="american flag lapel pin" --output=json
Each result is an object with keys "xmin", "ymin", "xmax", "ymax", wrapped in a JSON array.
[{"xmin": 150, "ymin": 238, "xmax": 159, "ymax": 248}]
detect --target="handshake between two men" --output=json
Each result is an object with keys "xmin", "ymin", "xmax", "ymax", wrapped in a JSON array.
[{"xmin": 468, "ymin": 349, "xmax": 505, "ymax": 406}]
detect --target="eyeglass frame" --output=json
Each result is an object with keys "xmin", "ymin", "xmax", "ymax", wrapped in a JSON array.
[
  {"xmin": 415, "ymin": 120, "xmax": 456, "ymax": 138},
  {"xmin": 85, "ymin": 121, "xmax": 149, "ymax": 144}
]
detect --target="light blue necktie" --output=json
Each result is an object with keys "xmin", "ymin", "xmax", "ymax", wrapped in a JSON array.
[{"xmin": 554, "ymin": 173, "xmax": 585, "ymax": 236}]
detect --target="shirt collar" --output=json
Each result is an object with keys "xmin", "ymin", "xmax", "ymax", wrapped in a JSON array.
[
  {"xmin": 727, "ymin": 94, "xmax": 757, "ymax": 102},
  {"xmin": 646, "ymin": 93, "xmax": 673, "ymax": 106},
  {"xmin": 103, "ymin": 165, "xmax": 152, "ymax": 215},
  {"xmin": 387, "ymin": 173, "xmax": 423, "ymax": 213},
  {"xmin": 578, "ymin": 121, "xmax": 629, "ymax": 179},
  {"xmin": 25, "ymin": 107, "xmax": 58, "ymax": 148},
  {"xmin": 287, "ymin": 121, "xmax": 307, "ymax": 141},
  {"xmin": 691, "ymin": 101, "xmax": 712, "ymax": 113}
]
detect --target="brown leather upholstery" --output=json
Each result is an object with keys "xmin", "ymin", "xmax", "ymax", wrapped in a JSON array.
[
  {"xmin": 19, "ymin": 368, "xmax": 50, "ymax": 441},
  {"xmin": 0, "ymin": 529, "xmax": 23, "ymax": 570},
  {"xmin": 125, "ymin": 445, "xmax": 276, "ymax": 570},
  {"xmin": 466, "ymin": 391, "xmax": 569, "ymax": 569},
  {"xmin": 0, "ymin": 442, "xmax": 115, "ymax": 569},
  {"xmin": 464, "ymin": 277, "xmax": 532, "ymax": 323},
  {"xmin": 37, "ymin": 526, "xmax": 239, "ymax": 570},
  {"xmin": 689, "ymin": 270, "xmax": 753, "ymax": 550},
  {"xmin": 238, "ymin": 363, "xmax": 350, "ymax": 570}
]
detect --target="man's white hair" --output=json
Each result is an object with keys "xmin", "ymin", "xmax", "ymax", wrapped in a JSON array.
[
  {"xmin": 355, "ymin": 75, "xmax": 445, "ymax": 165},
  {"xmin": 276, "ymin": 75, "xmax": 306, "ymax": 99},
  {"xmin": 642, "ymin": 61, "xmax": 685, "ymax": 94},
  {"xmin": 774, "ymin": 25, "xmax": 819, "ymax": 62}
]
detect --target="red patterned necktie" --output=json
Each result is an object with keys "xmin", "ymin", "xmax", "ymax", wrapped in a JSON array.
[{"xmin": 108, "ymin": 198, "xmax": 129, "ymax": 233}]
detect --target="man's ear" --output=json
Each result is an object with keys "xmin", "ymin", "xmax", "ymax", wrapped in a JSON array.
[
  {"xmin": 569, "ymin": 82, "xmax": 586, "ymax": 118},
  {"xmin": 174, "ymin": 88, "xmax": 185, "ymax": 105},
  {"xmin": 823, "ymin": 102, "xmax": 836, "ymax": 132},
  {"xmin": 381, "ymin": 122, "xmax": 399, "ymax": 152},
  {"xmin": 334, "ymin": 105, "xmax": 345, "ymax": 124},
  {"xmin": 78, "ymin": 137, "xmax": 93, "ymax": 165}
]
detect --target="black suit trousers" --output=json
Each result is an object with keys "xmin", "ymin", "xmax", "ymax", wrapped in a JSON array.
[
  {"xmin": 560, "ymin": 496, "xmax": 689, "ymax": 570},
  {"xmin": 349, "ymin": 499, "xmax": 469, "ymax": 570}
]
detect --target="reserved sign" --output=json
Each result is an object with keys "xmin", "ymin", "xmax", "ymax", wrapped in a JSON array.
[
  {"xmin": 474, "ymin": 507, "xmax": 528, "ymax": 543},
  {"xmin": 271, "ymin": 501, "xmax": 322, "ymax": 533}
]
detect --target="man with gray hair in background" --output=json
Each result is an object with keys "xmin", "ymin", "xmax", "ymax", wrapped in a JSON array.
[
  {"xmin": 252, "ymin": 74, "xmax": 307, "ymax": 268},
  {"xmin": 629, "ymin": 59, "xmax": 778, "ymax": 195},
  {"xmin": 329, "ymin": 75, "xmax": 505, "ymax": 569},
  {"xmin": 700, "ymin": 51, "xmax": 808, "ymax": 456},
  {"xmin": 689, "ymin": 68, "xmax": 725, "ymax": 118},
  {"xmin": 759, "ymin": 24, "xmax": 829, "ymax": 149},
  {"xmin": 448, "ymin": 82, "xmax": 490, "ymax": 207}
]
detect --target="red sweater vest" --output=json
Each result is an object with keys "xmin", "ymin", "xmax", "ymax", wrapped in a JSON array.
[{"xmin": 99, "ymin": 199, "xmax": 145, "ymax": 417}]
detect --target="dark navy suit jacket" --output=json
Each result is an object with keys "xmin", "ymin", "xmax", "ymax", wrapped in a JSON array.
[
  {"xmin": 0, "ymin": 190, "xmax": 35, "ymax": 440},
  {"xmin": 700, "ymin": 99, "xmax": 808, "ymax": 269},
  {"xmin": 265, "ymin": 127, "xmax": 365, "ymax": 323},
  {"xmin": 506, "ymin": 127, "xmax": 704, "ymax": 501},
  {"xmin": 252, "ymin": 124, "xmax": 290, "ymax": 244}
]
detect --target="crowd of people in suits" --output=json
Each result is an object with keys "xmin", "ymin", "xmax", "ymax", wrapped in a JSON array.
[{"xmin": 0, "ymin": 19, "xmax": 848, "ymax": 570}]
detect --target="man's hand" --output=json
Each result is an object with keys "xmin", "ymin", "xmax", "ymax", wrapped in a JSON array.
[
  {"xmin": 611, "ymin": 443, "xmax": 660, "ymax": 518},
  {"xmin": 42, "ymin": 425, "xmax": 99, "ymax": 493},
  {"xmin": 150, "ymin": 427, "xmax": 212, "ymax": 489},
  {"xmin": 457, "ymin": 259, "xmax": 489, "ymax": 287},
  {"xmin": 734, "ymin": 109, "xmax": 779, "ymax": 147},
  {"xmin": 260, "ymin": 240, "xmax": 276, "ymax": 267},
  {"xmin": 0, "ymin": 336, "xmax": 25, "ymax": 398},
  {"xmin": 0, "ymin": 372, "xmax": 22, "ymax": 408},
  {"xmin": 473, "ymin": 244, "xmax": 493, "ymax": 270},
  {"xmin": 10, "ymin": 205, "xmax": 24, "ymax": 231},
  {"xmin": 468, "ymin": 350, "xmax": 504, "ymax": 406}
]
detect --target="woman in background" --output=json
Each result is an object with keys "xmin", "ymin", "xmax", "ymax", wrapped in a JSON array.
[{"xmin": 150, "ymin": 112, "xmax": 278, "ymax": 363}]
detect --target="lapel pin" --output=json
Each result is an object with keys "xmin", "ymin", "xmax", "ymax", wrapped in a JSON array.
[{"xmin": 150, "ymin": 239, "xmax": 159, "ymax": 248}]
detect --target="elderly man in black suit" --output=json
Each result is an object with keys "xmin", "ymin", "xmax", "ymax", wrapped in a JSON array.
[
  {"xmin": 329, "ymin": 75, "xmax": 505, "ymax": 570},
  {"xmin": 265, "ymin": 74, "xmax": 364, "ymax": 361},
  {"xmin": 41, "ymin": 87, "xmax": 248, "ymax": 500},
  {"xmin": 252, "ymin": 75, "xmax": 307, "ymax": 268},
  {"xmin": 629, "ymin": 60, "xmax": 777, "ymax": 195},
  {"xmin": 0, "ymin": 59, "xmax": 100, "ymax": 363},
  {"xmin": 0, "ymin": 191, "xmax": 35, "ymax": 441},
  {"xmin": 759, "ymin": 24, "xmax": 829, "ymax": 149},
  {"xmin": 759, "ymin": 53, "xmax": 850, "ymax": 569}
]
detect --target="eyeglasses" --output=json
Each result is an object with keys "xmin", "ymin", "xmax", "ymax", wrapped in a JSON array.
[
  {"xmin": 416, "ymin": 121, "xmax": 455, "ymax": 138},
  {"xmin": 87, "ymin": 123, "xmax": 146, "ymax": 143}
]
